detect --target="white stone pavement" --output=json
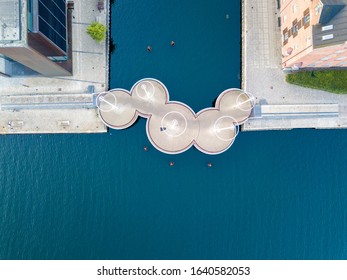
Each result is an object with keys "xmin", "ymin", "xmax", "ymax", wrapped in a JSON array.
[{"xmin": 242, "ymin": 0, "xmax": 347, "ymax": 131}]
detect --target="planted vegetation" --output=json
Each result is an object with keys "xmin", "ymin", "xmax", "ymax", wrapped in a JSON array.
[
  {"xmin": 286, "ymin": 70, "xmax": 347, "ymax": 94},
  {"xmin": 86, "ymin": 22, "xmax": 107, "ymax": 43}
]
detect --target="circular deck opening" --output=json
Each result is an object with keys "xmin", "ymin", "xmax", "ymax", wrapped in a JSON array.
[
  {"xmin": 160, "ymin": 111, "xmax": 188, "ymax": 138},
  {"xmin": 213, "ymin": 116, "xmax": 239, "ymax": 141},
  {"xmin": 135, "ymin": 81, "xmax": 155, "ymax": 100},
  {"xmin": 234, "ymin": 91, "xmax": 255, "ymax": 112},
  {"xmin": 97, "ymin": 92, "xmax": 118, "ymax": 112}
]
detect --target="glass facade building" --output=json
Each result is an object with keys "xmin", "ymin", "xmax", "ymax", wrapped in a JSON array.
[
  {"xmin": 27, "ymin": 0, "xmax": 67, "ymax": 54},
  {"xmin": 0, "ymin": 0, "xmax": 71, "ymax": 77},
  {"xmin": 38, "ymin": 0, "xmax": 67, "ymax": 52}
]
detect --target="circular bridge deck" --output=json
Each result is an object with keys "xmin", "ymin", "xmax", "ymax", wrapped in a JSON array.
[{"xmin": 97, "ymin": 78, "xmax": 254, "ymax": 155}]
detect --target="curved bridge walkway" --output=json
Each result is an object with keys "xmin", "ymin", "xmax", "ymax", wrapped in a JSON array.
[{"xmin": 97, "ymin": 78, "xmax": 254, "ymax": 155}]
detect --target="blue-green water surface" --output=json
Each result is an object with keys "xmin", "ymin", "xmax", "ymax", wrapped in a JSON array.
[{"xmin": 0, "ymin": 0, "xmax": 347, "ymax": 259}]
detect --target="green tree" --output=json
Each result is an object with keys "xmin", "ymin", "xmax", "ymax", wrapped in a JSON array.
[{"xmin": 86, "ymin": 22, "xmax": 107, "ymax": 43}]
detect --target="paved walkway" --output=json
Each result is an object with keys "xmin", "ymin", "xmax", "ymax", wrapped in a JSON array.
[
  {"xmin": 2, "ymin": 108, "xmax": 104, "ymax": 134},
  {"xmin": 242, "ymin": 0, "xmax": 347, "ymax": 130}
]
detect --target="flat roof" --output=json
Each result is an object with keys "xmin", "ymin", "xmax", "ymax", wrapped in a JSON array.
[
  {"xmin": 313, "ymin": 5, "xmax": 347, "ymax": 48},
  {"xmin": 0, "ymin": 0, "xmax": 21, "ymax": 42}
]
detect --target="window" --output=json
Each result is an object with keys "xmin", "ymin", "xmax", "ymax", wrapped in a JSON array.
[
  {"xmin": 283, "ymin": 14, "xmax": 287, "ymax": 22},
  {"xmin": 322, "ymin": 25, "xmax": 333, "ymax": 31},
  {"xmin": 283, "ymin": 28, "xmax": 289, "ymax": 45},
  {"xmin": 28, "ymin": 0, "xmax": 33, "ymax": 31},
  {"xmin": 303, "ymin": 8, "xmax": 310, "ymax": 28},
  {"xmin": 48, "ymin": 56, "xmax": 68, "ymax": 61},
  {"xmin": 322, "ymin": 34, "xmax": 334, "ymax": 40},
  {"xmin": 284, "ymin": 32, "xmax": 289, "ymax": 41},
  {"xmin": 38, "ymin": 0, "xmax": 67, "ymax": 52},
  {"xmin": 315, "ymin": 4, "xmax": 322, "ymax": 15},
  {"xmin": 292, "ymin": 5, "xmax": 298, "ymax": 13},
  {"xmin": 304, "ymin": 14, "xmax": 310, "ymax": 24},
  {"xmin": 292, "ymin": 20, "xmax": 298, "ymax": 37}
]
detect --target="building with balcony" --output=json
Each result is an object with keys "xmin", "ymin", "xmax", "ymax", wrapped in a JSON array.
[
  {"xmin": 0, "ymin": 0, "xmax": 72, "ymax": 77},
  {"xmin": 280, "ymin": 0, "xmax": 347, "ymax": 70}
]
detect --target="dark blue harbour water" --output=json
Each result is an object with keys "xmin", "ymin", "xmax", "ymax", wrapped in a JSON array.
[{"xmin": 0, "ymin": 0, "xmax": 347, "ymax": 260}]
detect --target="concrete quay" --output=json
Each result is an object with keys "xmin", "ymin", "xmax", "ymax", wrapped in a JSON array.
[
  {"xmin": 0, "ymin": 0, "xmax": 110, "ymax": 134},
  {"xmin": 242, "ymin": 0, "xmax": 347, "ymax": 131},
  {"xmin": 1, "ymin": 93, "xmax": 94, "ymax": 110},
  {"xmin": 1, "ymin": 108, "xmax": 104, "ymax": 134}
]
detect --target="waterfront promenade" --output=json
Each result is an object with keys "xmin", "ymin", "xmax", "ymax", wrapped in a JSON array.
[
  {"xmin": 0, "ymin": 0, "xmax": 109, "ymax": 134},
  {"xmin": 242, "ymin": 0, "xmax": 347, "ymax": 130},
  {"xmin": 2, "ymin": 0, "xmax": 347, "ymax": 134}
]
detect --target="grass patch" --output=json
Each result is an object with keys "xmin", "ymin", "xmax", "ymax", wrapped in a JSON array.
[{"xmin": 286, "ymin": 70, "xmax": 347, "ymax": 94}]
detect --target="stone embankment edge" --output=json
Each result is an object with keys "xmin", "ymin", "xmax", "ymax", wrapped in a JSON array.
[{"xmin": 105, "ymin": 0, "xmax": 110, "ymax": 91}]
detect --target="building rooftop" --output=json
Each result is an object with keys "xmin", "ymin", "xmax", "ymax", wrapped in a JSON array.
[
  {"xmin": 0, "ymin": 0, "xmax": 21, "ymax": 43},
  {"xmin": 280, "ymin": 0, "xmax": 347, "ymax": 68},
  {"xmin": 319, "ymin": 0, "xmax": 346, "ymax": 24},
  {"xmin": 313, "ymin": 2, "xmax": 347, "ymax": 47}
]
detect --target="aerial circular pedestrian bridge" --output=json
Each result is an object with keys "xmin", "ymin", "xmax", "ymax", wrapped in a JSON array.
[{"xmin": 97, "ymin": 78, "xmax": 254, "ymax": 155}]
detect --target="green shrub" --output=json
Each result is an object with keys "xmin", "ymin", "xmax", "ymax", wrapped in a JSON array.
[
  {"xmin": 286, "ymin": 70, "xmax": 347, "ymax": 94},
  {"xmin": 86, "ymin": 22, "xmax": 107, "ymax": 43}
]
